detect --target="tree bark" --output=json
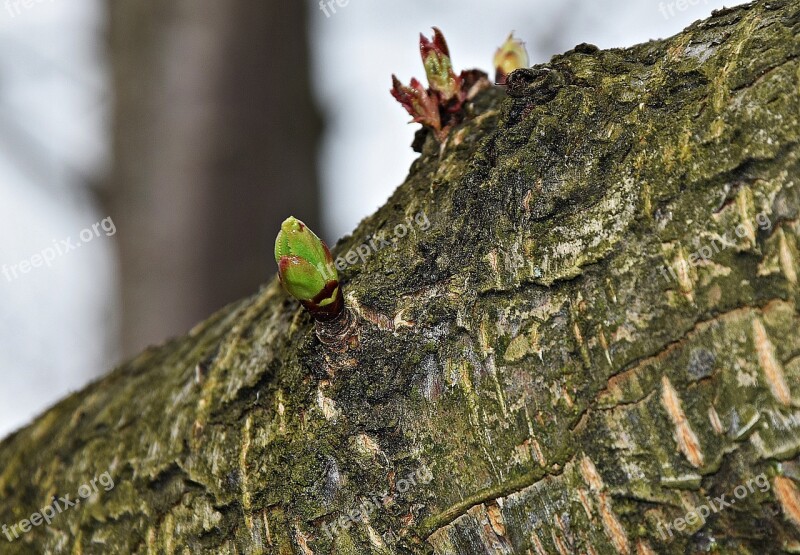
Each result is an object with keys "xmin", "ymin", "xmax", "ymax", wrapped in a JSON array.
[{"xmin": 3, "ymin": 1, "xmax": 800, "ymax": 553}]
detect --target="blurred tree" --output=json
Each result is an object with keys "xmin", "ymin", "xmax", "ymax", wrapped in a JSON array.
[{"xmin": 107, "ymin": 0, "xmax": 321, "ymax": 356}]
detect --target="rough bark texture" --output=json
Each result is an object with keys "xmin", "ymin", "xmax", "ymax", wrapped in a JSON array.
[{"xmin": 3, "ymin": 1, "xmax": 800, "ymax": 553}]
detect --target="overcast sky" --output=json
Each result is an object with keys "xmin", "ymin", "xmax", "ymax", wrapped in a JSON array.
[{"xmin": 0, "ymin": 0, "xmax": 111, "ymax": 439}]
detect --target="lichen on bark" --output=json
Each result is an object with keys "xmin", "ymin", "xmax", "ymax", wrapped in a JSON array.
[{"xmin": 2, "ymin": 1, "xmax": 800, "ymax": 553}]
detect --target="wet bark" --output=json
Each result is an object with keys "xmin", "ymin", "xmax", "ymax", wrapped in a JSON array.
[{"xmin": 2, "ymin": 1, "xmax": 800, "ymax": 553}]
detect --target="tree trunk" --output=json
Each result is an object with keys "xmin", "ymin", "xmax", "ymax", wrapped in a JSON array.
[
  {"xmin": 106, "ymin": 0, "xmax": 322, "ymax": 359},
  {"xmin": 3, "ymin": 1, "xmax": 800, "ymax": 553}
]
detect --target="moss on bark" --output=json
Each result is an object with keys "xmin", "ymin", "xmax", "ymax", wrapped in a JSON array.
[{"xmin": 2, "ymin": 1, "xmax": 800, "ymax": 553}]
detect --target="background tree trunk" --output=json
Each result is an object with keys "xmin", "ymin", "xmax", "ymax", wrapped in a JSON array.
[
  {"xmin": 2, "ymin": 1, "xmax": 800, "ymax": 553},
  {"xmin": 106, "ymin": 0, "xmax": 322, "ymax": 359}
]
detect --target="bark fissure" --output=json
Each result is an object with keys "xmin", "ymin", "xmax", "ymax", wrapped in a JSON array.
[{"xmin": 595, "ymin": 299, "xmax": 785, "ymax": 406}]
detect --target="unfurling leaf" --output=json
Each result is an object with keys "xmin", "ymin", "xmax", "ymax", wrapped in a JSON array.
[
  {"xmin": 420, "ymin": 27, "xmax": 462, "ymax": 103},
  {"xmin": 390, "ymin": 27, "xmax": 489, "ymax": 145},
  {"xmin": 390, "ymin": 76, "xmax": 441, "ymax": 131}
]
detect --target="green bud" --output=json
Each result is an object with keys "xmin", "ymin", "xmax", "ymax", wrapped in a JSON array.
[
  {"xmin": 275, "ymin": 217, "xmax": 342, "ymax": 321},
  {"xmin": 420, "ymin": 27, "xmax": 461, "ymax": 102}
]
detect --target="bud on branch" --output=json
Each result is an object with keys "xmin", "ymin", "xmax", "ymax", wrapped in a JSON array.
[
  {"xmin": 275, "ymin": 217, "xmax": 343, "ymax": 322},
  {"xmin": 494, "ymin": 32, "xmax": 529, "ymax": 85},
  {"xmin": 391, "ymin": 27, "xmax": 490, "ymax": 144}
]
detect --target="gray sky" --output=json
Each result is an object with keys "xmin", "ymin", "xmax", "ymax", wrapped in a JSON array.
[{"xmin": 0, "ymin": 0, "xmax": 112, "ymax": 439}]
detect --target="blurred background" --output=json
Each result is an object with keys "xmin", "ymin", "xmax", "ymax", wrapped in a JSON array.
[{"xmin": 0, "ymin": 0, "xmax": 743, "ymax": 438}]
